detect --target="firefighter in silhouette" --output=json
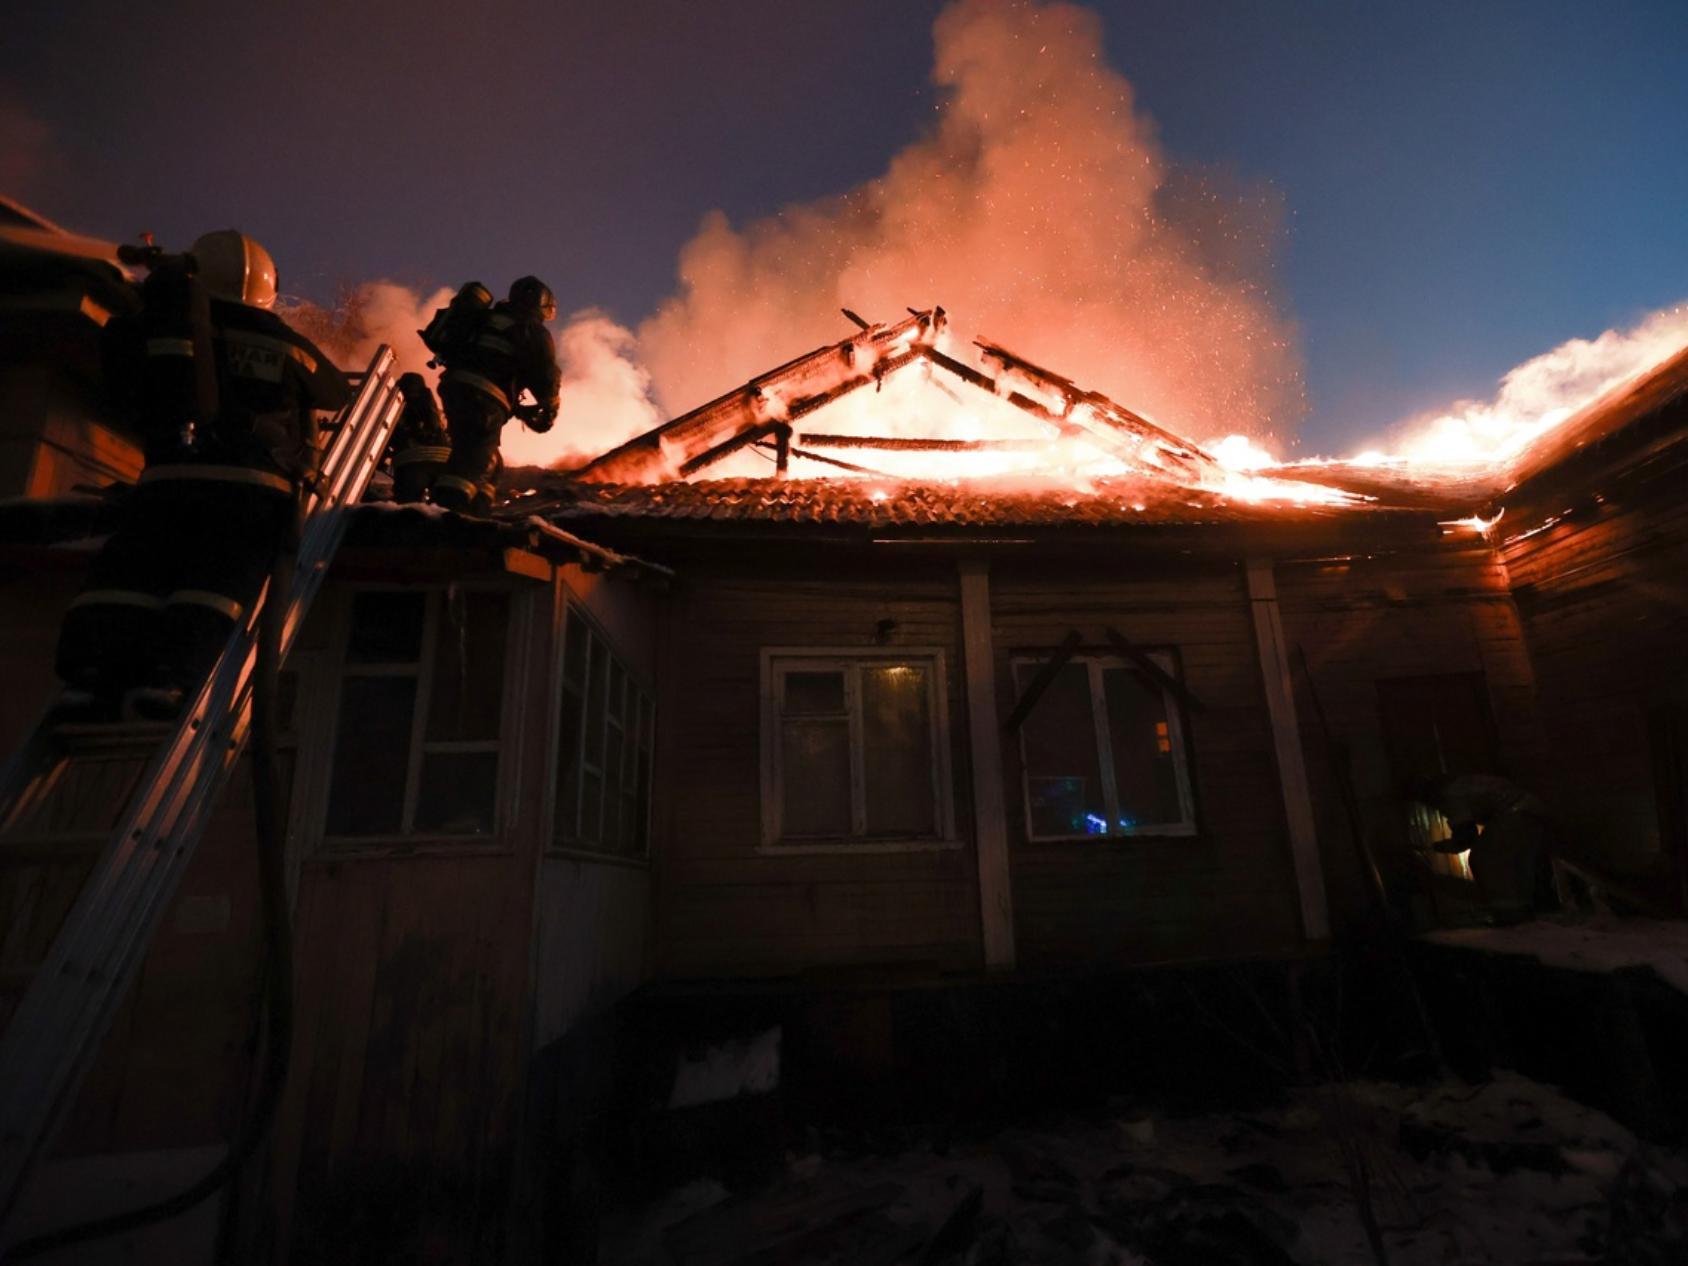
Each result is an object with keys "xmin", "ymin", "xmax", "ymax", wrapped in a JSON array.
[
  {"xmin": 387, "ymin": 372, "xmax": 449, "ymax": 503},
  {"xmin": 54, "ymin": 230, "xmax": 349, "ymax": 720},
  {"xmin": 427, "ymin": 275, "xmax": 559, "ymax": 514},
  {"xmin": 1412, "ymin": 772, "xmax": 1559, "ymax": 923}
]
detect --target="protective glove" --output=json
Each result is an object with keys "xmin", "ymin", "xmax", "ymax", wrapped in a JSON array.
[{"xmin": 520, "ymin": 403, "xmax": 557, "ymax": 434}]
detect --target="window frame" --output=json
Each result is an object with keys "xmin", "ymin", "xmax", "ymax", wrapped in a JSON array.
[
  {"xmin": 303, "ymin": 582, "xmax": 527, "ymax": 854},
  {"xmin": 759, "ymin": 646, "xmax": 958, "ymax": 854},
  {"xmin": 545, "ymin": 596, "xmax": 657, "ymax": 864},
  {"xmin": 1010, "ymin": 649, "xmax": 1197, "ymax": 843}
]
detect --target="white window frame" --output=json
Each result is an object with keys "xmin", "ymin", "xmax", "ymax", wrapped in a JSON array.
[
  {"xmin": 760, "ymin": 647, "xmax": 958, "ymax": 854},
  {"xmin": 301, "ymin": 583, "xmax": 528, "ymax": 852},
  {"xmin": 1012, "ymin": 650, "xmax": 1197, "ymax": 842},
  {"xmin": 546, "ymin": 597, "xmax": 657, "ymax": 863}
]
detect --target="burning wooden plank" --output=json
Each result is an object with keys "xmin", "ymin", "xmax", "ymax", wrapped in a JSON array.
[
  {"xmin": 972, "ymin": 338, "xmax": 1223, "ymax": 482},
  {"xmin": 797, "ymin": 433, "xmax": 1052, "ymax": 452},
  {"xmin": 573, "ymin": 308, "xmax": 947, "ymax": 483}
]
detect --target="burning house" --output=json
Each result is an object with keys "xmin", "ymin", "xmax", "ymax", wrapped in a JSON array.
[{"xmin": 3, "ymin": 229, "xmax": 1688, "ymax": 1260}]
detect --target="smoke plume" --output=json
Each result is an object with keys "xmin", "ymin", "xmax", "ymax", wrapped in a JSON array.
[
  {"xmin": 635, "ymin": 0, "xmax": 1304, "ymax": 448},
  {"xmin": 278, "ymin": 281, "xmax": 451, "ymax": 381},
  {"xmin": 1356, "ymin": 303, "xmax": 1688, "ymax": 468},
  {"xmin": 270, "ymin": 0, "xmax": 1305, "ymax": 473},
  {"xmin": 501, "ymin": 311, "xmax": 662, "ymax": 467}
]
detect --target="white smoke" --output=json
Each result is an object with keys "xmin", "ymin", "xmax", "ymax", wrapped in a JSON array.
[
  {"xmin": 635, "ymin": 0, "xmax": 1304, "ymax": 448},
  {"xmin": 502, "ymin": 310, "xmax": 661, "ymax": 467},
  {"xmin": 1354, "ymin": 303, "xmax": 1688, "ymax": 469},
  {"xmin": 278, "ymin": 280, "xmax": 451, "ymax": 380}
]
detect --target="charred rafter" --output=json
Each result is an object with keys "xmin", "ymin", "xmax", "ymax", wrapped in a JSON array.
[
  {"xmin": 573, "ymin": 308, "xmax": 946, "ymax": 483},
  {"xmin": 973, "ymin": 340, "xmax": 1222, "ymax": 483},
  {"xmin": 753, "ymin": 441, "xmax": 892, "ymax": 478},
  {"xmin": 798, "ymin": 433, "xmax": 1053, "ymax": 453}
]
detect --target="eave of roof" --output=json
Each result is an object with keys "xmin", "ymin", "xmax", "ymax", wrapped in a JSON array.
[{"xmin": 0, "ymin": 494, "xmax": 666, "ymax": 580}]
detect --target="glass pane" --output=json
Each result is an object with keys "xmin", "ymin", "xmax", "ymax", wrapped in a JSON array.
[
  {"xmin": 640, "ymin": 695, "xmax": 656, "ymax": 753},
  {"xmin": 781, "ymin": 719, "xmax": 851, "ymax": 836},
  {"xmin": 1018, "ymin": 662, "xmax": 1107, "ymax": 837},
  {"xmin": 609, "ymin": 660, "xmax": 626, "ymax": 723},
  {"xmin": 783, "ymin": 670, "xmax": 846, "ymax": 716},
  {"xmin": 633, "ymin": 746, "xmax": 652, "ymax": 855},
  {"xmin": 1103, "ymin": 667, "xmax": 1184, "ymax": 829},
  {"xmin": 581, "ymin": 769, "xmax": 603, "ymax": 845},
  {"xmin": 346, "ymin": 591, "xmax": 426, "ymax": 664},
  {"xmin": 426, "ymin": 592, "xmax": 509, "ymax": 741},
  {"xmin": 862, "ymin": 665, "xmax": 935, "ymax": 836},
  {"xmin": 625, "ymin": 687, "xmax": 643, "ymax": 755},
  {"xmin": 584, "ymin": 640, "xmax": 608, "ymax": 765},
  {"xmin": 414, "ymin": 751, "xmax": 499, "ymax": 836},
  {"xmin": 562, "ymin": 608, "xmax": 589, "ymax": 687},
  {"xmin": 325, "ymin": 676, "xmax": 417, "ymax": 836},
  {"xmin": 603, "ymin": 725, "xmax": 625, "ymax": 845},
  {"xmin": 555, "ymin": 686, "xmax": 583, "ymax": 844}
]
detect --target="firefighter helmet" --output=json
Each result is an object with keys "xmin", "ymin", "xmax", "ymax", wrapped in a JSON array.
[
  {"xmin": 190, "ymin": 230, "xmax": 278, "ymax": 309},
  {"xmin": 508, "ymin": 275, "xmax": 557, "ymax": 322}
]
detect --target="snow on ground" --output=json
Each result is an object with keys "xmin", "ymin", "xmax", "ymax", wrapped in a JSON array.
[
  {"xmin": 605, "ymin": 1073, "xmax": 1688, "ymax": 1264},
  {"xmin": 1426, "ymin": 916, "xmax": 1688, "ymax": 995}
]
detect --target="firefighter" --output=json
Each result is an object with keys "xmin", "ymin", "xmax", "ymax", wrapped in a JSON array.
[
  {"xmin": 387, "ymin": 372, "xmax": 449, "ymax": 503},
  {"xmin": 54, "ymin": 230, "xmax": 349, "ymax": 720},
  {"xmin": 431, "ymin": 275, "xmax": 560, "ymax": 514},
  {"xmin": 1412, "ymin": 772, "xmax": 1559, "ymax": 923}
]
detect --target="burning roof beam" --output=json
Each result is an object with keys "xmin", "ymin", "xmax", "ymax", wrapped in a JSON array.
[
  {"xmin": 572, "ymin": 307, "xmax": 947, "ymax": 483},
  {"xmin": 971, "ymin": 340, "xmax": 1223, "ymax": 483},
  {"xmin": 753, "ymin": 440, "xmax": 893, "ymax": 477},
  {"xmin": 797, "ymin": 433, "xmax": 1053, "ymax": 452}
]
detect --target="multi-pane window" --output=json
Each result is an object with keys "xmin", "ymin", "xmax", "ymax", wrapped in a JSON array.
[
  {"xmin": 1013, "ymin": 652, "xmax": 1195, "ymax": 840},
  {"xmin": 555, "ymin": 605, "xmax": 654, "ymax": 858},
  {"xmin": 762, "ymin": 650, "xmax": 953, "ymax": 846},
  {"xmin": 322, "ymin": 588, "xmax": 509, "ymax": 842}
]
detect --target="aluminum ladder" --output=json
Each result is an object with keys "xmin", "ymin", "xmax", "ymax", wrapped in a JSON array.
[{"xmin": 0, "ymin": 345, "xmax": 406, "ymax": 1228}]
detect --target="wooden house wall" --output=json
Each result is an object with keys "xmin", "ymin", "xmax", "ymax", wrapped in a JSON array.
[
  {"xmin": 529, "ymin": 566, "xmax": 659, "ymax": 1052},
  {"xmin": 651, "ymin": 557, "xmax": 983, "ymax": 979},
  {"xmin": 1501, "ymin": 489, "xmax": 1688, "ymax": 875},
  {"xmin": 266, "ymin": 574, "xmax": 551, "ymax": 1261},
  {"xmin": 988, "ymin": 558, "xmax": 1305, "ymax": 967},
  {"xmin": 1274, "ymin": 545, "xmax": 1546, "ymax": 921}
]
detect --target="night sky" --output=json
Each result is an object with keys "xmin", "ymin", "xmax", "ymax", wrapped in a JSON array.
[{"xmin": 4, "ymin": 0, "xmax": 1685, "ymax": 453}]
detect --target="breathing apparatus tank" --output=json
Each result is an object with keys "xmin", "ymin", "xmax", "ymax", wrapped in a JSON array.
[{"xmin": 419, "ymin": 281, "xmax": 493, "ymax": 367}]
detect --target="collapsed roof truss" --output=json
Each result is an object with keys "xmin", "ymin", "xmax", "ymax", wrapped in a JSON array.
[{"xmin": 570, "ymin": 306, "xmax": 1228, "ymax": 486}]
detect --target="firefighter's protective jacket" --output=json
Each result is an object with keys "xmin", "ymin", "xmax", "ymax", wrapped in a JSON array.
[
  {"xmin": 104, "ymin": 290, "xmax": 349, "ymax": 483},
  {"xmin": 438, "ymin": 300, "xmax": 560, "ymax": 423}
]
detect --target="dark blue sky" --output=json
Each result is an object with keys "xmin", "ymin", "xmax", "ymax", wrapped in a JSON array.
[{"xmin": 4, "ymin": 0, "xmax": 1684, "ymax": 452}]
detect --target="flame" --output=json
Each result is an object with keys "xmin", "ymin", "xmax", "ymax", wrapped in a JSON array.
[
  {"xmin": 1438, "ymin": 509, "xmax": 1504, "ymax": 538},
  {"xmin": 1207, "ymin": 434, "xmax": 1277, "ymax": 472},
  {"xmin": 1352, "ymin": 304, "xmax": 1688, "ymax": 472}
]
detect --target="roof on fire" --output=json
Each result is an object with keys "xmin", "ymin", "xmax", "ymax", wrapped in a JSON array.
[{"xmin": 505, "ymin": 307, "xmax": 1688, "ymax": 539}]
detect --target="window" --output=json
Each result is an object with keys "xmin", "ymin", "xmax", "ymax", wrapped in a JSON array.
[
  {"xmin": 1013, "ymin": 652, "xmax": 1195, "ymax": 840},
  {"xmin": 761, "ymin": 649, "xmax": 954, "ymax": 847},
  {"xmin": 554, "ymin": 604, "xmax": 654, "ymax": 858},
  {"xmin": 322, "ymin": 587, "xmax": 510, "ymax": 843}
]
